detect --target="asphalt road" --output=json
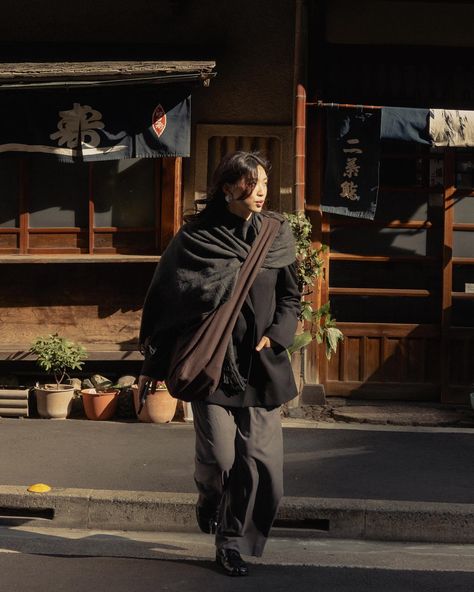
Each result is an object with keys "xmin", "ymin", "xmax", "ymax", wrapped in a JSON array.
[
  {"xmin": 2, "ymin": 556, "xmax": 473, "ymax": 592},
  {"xmin": 0, "ymin": 527, "xmax": 473, "ymax": 592},
  {"xmin": 1, "ymin": 418, "xmax": 474, "ymax": 503}
]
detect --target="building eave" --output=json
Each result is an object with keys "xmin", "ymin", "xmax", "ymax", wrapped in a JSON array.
[{"xmin": 0, "ymin": 60, "xmax": 216, "ymax": 89}]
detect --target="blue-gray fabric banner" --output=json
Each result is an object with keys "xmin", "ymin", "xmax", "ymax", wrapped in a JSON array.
[
  {"xmin": 381, "ymin": 107, "xmax": 431, "ymax": 144},
  {"xmin": 0, "ymin": 86, "xmax": 191, "ymax": 162}
]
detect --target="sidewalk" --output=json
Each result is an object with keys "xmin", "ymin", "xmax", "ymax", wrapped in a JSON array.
[
  {"xmin": 284, "ymin": 398, "xmax": 474, "ymax": 428},
  {"xmin": 0, "ymin": 403, "xmax": 473, "ymax": 543}
]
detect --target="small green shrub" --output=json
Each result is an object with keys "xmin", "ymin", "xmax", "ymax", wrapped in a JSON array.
[{"xmin": 30, "ymin": 334, "xmax": 87, "ymax": 389}]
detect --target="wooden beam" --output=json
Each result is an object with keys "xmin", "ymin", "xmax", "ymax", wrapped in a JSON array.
[
  {"xmin": 328, "ymin": 220, "xmax": 433, "ymax": 229},
  {"xmin": 329, "ymin": 288, "xmax": 433, "ymax": 298},
  {"xmin": 335, "ymin": 322, "xmax": 440, "ymax": 338},
  {"xmin": 329, "ymin": 253, "xmax": 437, "ymax": 263},
  {"xmin": 453, "ymin": 257, "xmax": 474, "ymax": 265}
]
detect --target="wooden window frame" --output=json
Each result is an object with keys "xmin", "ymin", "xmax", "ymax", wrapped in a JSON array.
[{"xmin": 0, "ymin": 156, "xmax": 182, "ymax": 260}]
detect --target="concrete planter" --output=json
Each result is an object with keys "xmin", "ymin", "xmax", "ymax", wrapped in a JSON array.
[
  {"xmin": 0, "ymin": 386, "xmax": 29, "ymax": 417},
  {"xmin": 35, "ymin": 384, "xmax": 75, "ymax": 419}
]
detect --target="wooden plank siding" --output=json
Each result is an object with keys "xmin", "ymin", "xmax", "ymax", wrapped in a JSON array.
[
  {"xmin": 325, "ymin": 323, "xmax": 440, "ymax": 399},
  {"xmin": 0, "ymin": 262, "xmax": 155, "ymax": 359}
]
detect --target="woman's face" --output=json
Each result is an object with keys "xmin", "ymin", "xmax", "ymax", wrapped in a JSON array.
[{"xmin": 225, "ymin": 164, "xmax": 268, "ymax": 219}]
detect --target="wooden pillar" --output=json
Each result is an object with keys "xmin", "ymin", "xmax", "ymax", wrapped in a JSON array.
[
  {"xmin": 19, "ymin": 157, "xmax": 28, "ymax": 254},
  {"xmin": 440, "ymin": 148, "xmax": 455, "ymax": 403},
  {"xmin": 88, "ymin": 162, "xmax": 95, "ymax": 254},
  {"xmin": 303, "ymin": 99, "xmax": 329, "ymax": 388},
  {"xmin": 295, "ymin": 83, "xmax": 306, "ymax": 213},
  {"xmin": 160, "ymin": 157, "xmax": 183, "ymax": 252}
]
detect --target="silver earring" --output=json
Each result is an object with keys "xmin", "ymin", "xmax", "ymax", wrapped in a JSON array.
[{"xmin": 225, "ymin": 194, "xmax": 232, "ymax": 203}]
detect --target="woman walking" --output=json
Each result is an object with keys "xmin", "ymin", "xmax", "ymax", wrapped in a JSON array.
[{"xmin": 138, "ymin": 151, "xmax": 300, "ymax": 576}]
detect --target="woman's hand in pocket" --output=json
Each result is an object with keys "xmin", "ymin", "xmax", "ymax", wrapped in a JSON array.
[{"xmin": 255, "ymin": 336, "xmax": 273, "ymax": 351}]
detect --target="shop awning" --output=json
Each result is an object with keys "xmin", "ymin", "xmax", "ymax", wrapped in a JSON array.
[{"xmin": 0, "ymin": 61, "xmax": 216, "ymax": 162}]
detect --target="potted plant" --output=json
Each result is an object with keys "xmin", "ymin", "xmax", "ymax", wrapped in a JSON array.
[
  {"xmin": 131, "ymin": 380, "xmax": 178, "ymax": 424},
  {"xmin": 284, "ymin": 212, "xmax": 343, "ymax": 390},
  {"xmin": 80, "ymin": 374, "xmax": 120, "ymax": 421},
  {"xmin": 30, "ymin": 334, "xmax": 87, "ymax": 419}
]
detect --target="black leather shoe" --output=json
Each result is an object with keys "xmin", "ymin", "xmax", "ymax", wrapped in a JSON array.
[
  {"xmin": 215, "ymin": 548, "xmax": 249, "ymax": 577},
  {"xmin": 195, "ymin": 504, "xmax": 218, "ymax": 534}
]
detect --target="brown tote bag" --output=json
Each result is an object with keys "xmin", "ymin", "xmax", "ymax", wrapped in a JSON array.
[{"xmin": 165, "ymin": 216, "xmax": 280, "ymax": 402}]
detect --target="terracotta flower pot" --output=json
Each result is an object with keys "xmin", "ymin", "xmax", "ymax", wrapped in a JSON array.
[
  {"xmin": 81, "ymin": 388, "xmax": 119, "ymax": 421},
  {"xmin": 35, "ymin": 384, "xmax": 75, "ymax": 419},
  {"xmin": 131, "ymin": 384, "xmax": 177, "ymax": 424}
]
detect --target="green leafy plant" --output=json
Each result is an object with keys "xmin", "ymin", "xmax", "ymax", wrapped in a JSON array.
[
  {"xmin": 285, "ymin": 212, "xmax": 343, "ymax": 359},
  {"xmin": 30, "ymin": 334, "xmax": 87, "ymax": 389}
]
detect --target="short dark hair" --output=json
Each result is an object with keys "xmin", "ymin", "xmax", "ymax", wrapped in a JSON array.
[{"xmin": 184, "ymin": 151, "xmax": 270, "ymax": 223}]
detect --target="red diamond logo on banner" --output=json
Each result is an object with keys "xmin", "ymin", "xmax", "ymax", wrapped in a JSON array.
[{"xmin": 152, "ymin": 104, "xmax": 167, "ymax": 138}]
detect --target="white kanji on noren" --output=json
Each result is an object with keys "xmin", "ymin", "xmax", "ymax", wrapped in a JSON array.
[
  {"xmin": 340, "ymin": 180, "xmax": 360, "ymax": 201},
  {"xmin": 50, "ymin": 103, "xmax": 105, "ymax": 148},
  {"xmin": 343, "ymin": 157, "xmax": 360, "ymax": 178}
]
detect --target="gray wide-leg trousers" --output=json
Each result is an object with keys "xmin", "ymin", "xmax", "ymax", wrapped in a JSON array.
[{"xmin": 191, "ymin": 401, "xmax": 283, "ymax": 557}]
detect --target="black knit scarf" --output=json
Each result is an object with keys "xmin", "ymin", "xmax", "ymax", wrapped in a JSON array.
[{"xmin": 139, "ymin": 210, "xmax": 296, "ymax": 367}]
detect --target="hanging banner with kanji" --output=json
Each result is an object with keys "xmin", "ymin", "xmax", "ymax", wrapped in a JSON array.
[
  {"xmin": 0, "ymin": 85, "xmax": 191, "ymax": 162},
  {"xmin": 322, "ymin": 108, "xmax": 381, "ymax": 220}
]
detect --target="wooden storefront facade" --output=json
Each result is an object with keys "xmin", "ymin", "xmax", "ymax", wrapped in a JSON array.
[
  {"xmin": 0, "ymin": 1, "xmax": 472, "ymax": 405},
  {"xmin": 0, "ymin": 0, "xmax": 296, "ymax": 382},
  {"xmin": 0, "ymin": 61, "xmax": 213, "ymax": 366},
  {"xmin": 302, "ymin": 4, "xmax": 474, "ymax": 405}
]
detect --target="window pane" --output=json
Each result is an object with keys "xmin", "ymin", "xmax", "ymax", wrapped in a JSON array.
[
  {"xmin": 453, "ymin": 265, "xmax": 474, "ymax": 292},
  {"xmin": 453, "ymin": 195, "xmax": 474, "ymax": 223},
  {"xmin": 453, "ymin": 231, "xmax": 474, "ymax": 258},
  {"xmin": 375, "ymin": 192, "xmax": 428, "ymax": 221},
  {"xmin": 455, "ymin": 157, "xmax": 474, "ymax": 189},
  {"xmin": 0, "ymin": 157, "xmax": 19, "ymax": 228},
  {"xmin": 330, "ymin": 227, "xmax": 428, "ymax": 256},
  {"xmin": 330, "ymin": 295, "xmax": 439, "ymax": 324},
  {"xmin": 452, "ymin": 300, "xmax": 474, "ymax": 327},
  {"xmin": 93, "ymin": 159, "xmax": 155, "ymax": 228},
  {"xmin": 380, "ymin": 157, "xmax": 424, "ymax": 187},
  {"xmin": 28, "ymin": 159, "xmax": 89, "ymax": 228},
  {"xmin": 330, "ymin": 261, "xmax": 437, "ymax": 290}
]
